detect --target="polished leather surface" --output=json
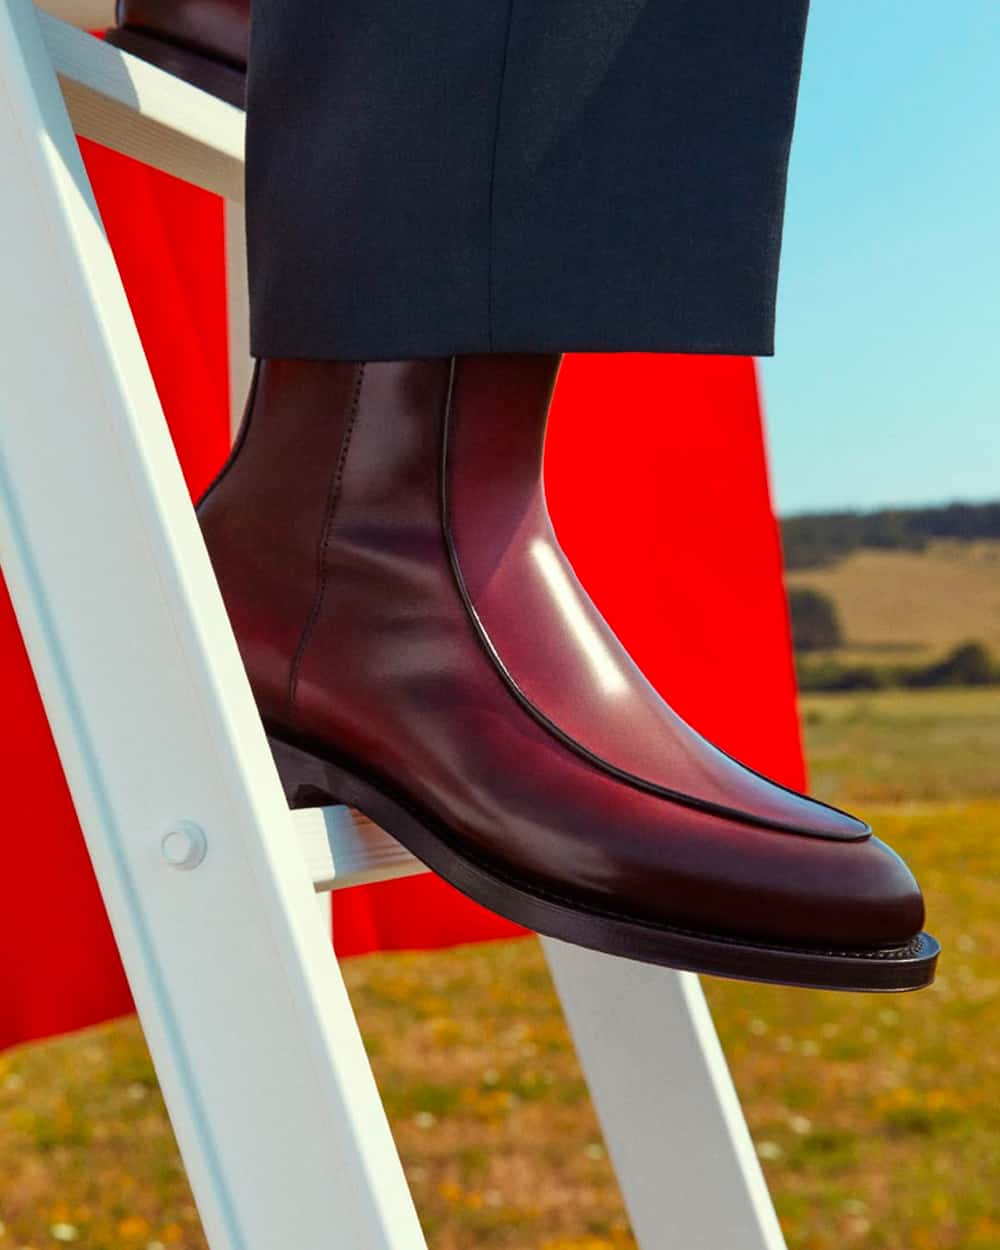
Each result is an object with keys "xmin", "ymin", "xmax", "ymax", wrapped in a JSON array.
[
  {"xmin": 447, "ymin": 358, "xmax": 868, "ymax": 840},
  {"xmin": 115, "ymin": 0, "xmax": 249, "ymax": 68},
  {"xmin": 197, "ymin": 356, "xmax": 925, "ymax": 951}
]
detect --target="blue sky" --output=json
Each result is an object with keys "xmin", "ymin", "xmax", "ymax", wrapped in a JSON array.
[{"xmin": 760, "ymin": 0, "xmax": 1000, "ymax": 516}]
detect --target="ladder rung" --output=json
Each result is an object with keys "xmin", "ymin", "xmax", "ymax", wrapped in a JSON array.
[
  {"xmin": 39, "ymin": 9, "xmax": 245, "ymax": 200},
  {"xmin": 293, "ymin": 805, "xmax": 427, "ymax": 893},
  {"xmin": 36, "ymin": 0, "xmax": 112, "ymax": 27}
]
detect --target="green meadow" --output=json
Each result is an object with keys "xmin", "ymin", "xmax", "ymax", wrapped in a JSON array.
[{"xmin": 1, "ymin": 686, "xmax": 998, "ymax": 1250}]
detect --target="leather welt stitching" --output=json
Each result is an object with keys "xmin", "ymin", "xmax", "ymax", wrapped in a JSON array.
[{"xmin": 287, "ymin": 363, "xmax": 366, "ymax": 726}]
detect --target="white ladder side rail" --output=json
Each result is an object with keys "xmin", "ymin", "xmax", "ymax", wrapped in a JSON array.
[
  {"xmin": 0, "ymin": 2, "xmax": 424, "ymax": 1248},
  {"xmin": 544, "ymin": 946, "xmax": 788, "ymax": 1250}
]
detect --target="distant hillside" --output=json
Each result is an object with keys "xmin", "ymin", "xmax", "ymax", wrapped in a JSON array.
[
  {"xmin": 780, "ymin": 501, "xmax": 1000, "ymax": 571},
  {"xmin": 785, "ymin": 538, "xmax": 1000, "ymax": 663}
]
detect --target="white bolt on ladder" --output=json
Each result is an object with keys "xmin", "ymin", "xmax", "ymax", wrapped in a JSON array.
[{"xmin": 0, "ymin": 4, "xmax": 790, "ymax": 1247}]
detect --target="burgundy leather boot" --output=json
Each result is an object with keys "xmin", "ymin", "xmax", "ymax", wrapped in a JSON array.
[
  {"xmin": 195, "ymin": 357, "xmax": 938, "ymax": 990},
  {"xmin": 105, "ymin": 0, "xmax": 249, "ymax": 107}
]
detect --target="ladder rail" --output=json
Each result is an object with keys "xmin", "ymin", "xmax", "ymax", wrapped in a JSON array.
[{"xmin": 0, "ymin": 1, "xmax": 424, "ymax": 1245}]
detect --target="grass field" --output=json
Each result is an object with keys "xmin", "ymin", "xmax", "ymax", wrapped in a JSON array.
[
  {"xmin": 800, "ymin": 687, "xmax": 1000, "ymax": 804},
  {"xmin": 784, "ymin": 539, "xmax": 1000, "ymax": 663},
  {"xmin": 1, "ymin": 688, "xmax": 998, "ymax": 1250}
]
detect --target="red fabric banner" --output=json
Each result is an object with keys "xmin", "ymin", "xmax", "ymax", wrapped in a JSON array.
[{"xmin": 0, "ymin": 144, "xmax": 803, "ymax": 1051}]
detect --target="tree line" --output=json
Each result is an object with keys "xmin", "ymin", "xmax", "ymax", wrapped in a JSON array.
[
  {"xmin": 787, "ymin": 588, "xmax": 999, "ymax": 691},
  {"xmin": 780, "ymin": 501, "xmax": 1000, "ymax": 570},
  {"xmin": 796, "ymin": 640, "xmax": 998, "ymax": 692}
]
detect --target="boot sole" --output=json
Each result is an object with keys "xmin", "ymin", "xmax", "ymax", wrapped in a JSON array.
[
  {"xmin": 104, "ymin": 27, "xmax": 246, "ymax": 109},
  {"xmin": 266, "ymin": 728, "xmax": 939, "ymax": 993}
]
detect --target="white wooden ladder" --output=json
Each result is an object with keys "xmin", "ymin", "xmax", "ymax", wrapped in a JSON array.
[{"xmin": 0, "ymin": 2, "xmax": 790, "ymax": 1245}]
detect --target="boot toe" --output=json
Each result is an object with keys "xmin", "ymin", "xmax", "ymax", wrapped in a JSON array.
[
  {"xmin": 816, "ymin": 831, "xmax": 926, "ymax": 950},
  {"xmin": 574, "ymin": 785, "xmax": 928, "ymax": 957},
  {"xmin": 689, "ymin": 820, "xmax": 927, "ymax": 954}
]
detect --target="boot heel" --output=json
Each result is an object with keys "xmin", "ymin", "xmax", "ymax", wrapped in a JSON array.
[
  {"xmin": 104, "ymin": 27, "xmax": 246, "ymax": 108},
  {"xmin": 267, "ymin": 732, "xmax": 349, "ymax": 810}
]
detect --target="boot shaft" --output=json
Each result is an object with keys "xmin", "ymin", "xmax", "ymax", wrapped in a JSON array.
[{"xmin": 196, "ymin": 354, "xmax": 562, "ymax": 724}]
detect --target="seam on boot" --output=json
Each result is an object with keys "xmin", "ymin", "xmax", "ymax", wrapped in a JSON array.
[{"xmin": 286, "ymin": 363, "xmax": 366, "ymax": 727}]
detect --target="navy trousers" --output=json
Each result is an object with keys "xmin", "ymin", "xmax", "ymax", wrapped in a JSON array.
[{"xmin": 246, "ymin": 1, "xmax": 810, "ymax": 360}]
